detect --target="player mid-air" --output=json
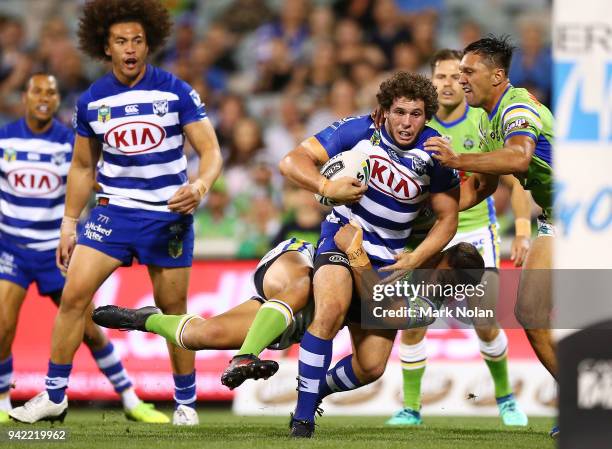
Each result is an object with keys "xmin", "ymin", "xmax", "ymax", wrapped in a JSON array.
[
  {"xmin": 10, "ymin": 0, "xmax": 222, "ymax": 426},
  {"xmin": 424, "ymin": 36, "xmax": 556, "ymax": 436},
  {"xmin": 0, "ymin": 73, "xmax": 165, "ymax": 424},
  {"xmin": 385, "ymin": 49, "xmax": 531, "ymax": 427},
  {"xmin": 279, "ymin": 71, "xmax": 462, "ymax": 437}
]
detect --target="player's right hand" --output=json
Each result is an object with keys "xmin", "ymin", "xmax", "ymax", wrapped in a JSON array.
[
  {"xmin": 334, "ymin": 221, "xmax": 363, "ymax": 254},
  {"xmin": 56, "ymin": 217, "xmax": 78, "ymax": 273},
  {"xmin": 323, "ymin": 177, "xmax": 367, "ymax": 204}
]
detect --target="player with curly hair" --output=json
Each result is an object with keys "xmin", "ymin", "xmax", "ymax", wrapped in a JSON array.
[
  {"xmin": 278, "ymin": 71, "xmax": 461, "ymax": 437},
  {"xmin": 9, "ymin": 0, "xmax": 222, "ymax": 426}
]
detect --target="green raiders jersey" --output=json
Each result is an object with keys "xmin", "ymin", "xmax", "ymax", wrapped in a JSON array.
[
  {"xmin": 478, "ymin": 85, "xmax": 554, "ymax": 217},
  {"xmin": 429, "ymin": 105, "xmax": 496, "ymax": 233}
]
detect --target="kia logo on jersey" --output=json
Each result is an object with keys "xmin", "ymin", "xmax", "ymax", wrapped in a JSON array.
[
  {"xmin": 7, "ymin": 167, "xmax": 62, "ymax": 196},
  {"xmin": 104, "ymin": 121, "xmax": 166, "ymax": 154},
  {"xmin": 368, "ymin": 155, "xmax": 421, "ymax": 201}
]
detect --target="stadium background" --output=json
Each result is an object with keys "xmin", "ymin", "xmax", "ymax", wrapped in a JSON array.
[{"xmin": 2, "ymin": 0, "xmax": 555, "ymax": 416}]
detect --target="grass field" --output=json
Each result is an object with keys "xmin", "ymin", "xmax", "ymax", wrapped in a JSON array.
[{"xmin": 1, "ymin": 408, "xmax": 556, "ymax": 449}]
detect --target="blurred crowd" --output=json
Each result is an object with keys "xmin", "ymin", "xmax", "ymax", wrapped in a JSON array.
[{"xmin": 0, "ymin": 0, "xmax": 551, "ymax": 259}]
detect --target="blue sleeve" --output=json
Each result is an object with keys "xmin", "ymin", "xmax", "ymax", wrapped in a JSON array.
[
  {"xmin": 176, "ymin": 79, "xmax": 207, "ymax": 127},
  {"xmin": 313, "ymin": 116, "xmax": 372, "ymax": 158},
  {"xmin": 74, "ymin": 95, "xmax": 95, "ymax": 138},
  {"xmin": 429, "ymin": 157, "xmax": 460, "ymax": 193}
]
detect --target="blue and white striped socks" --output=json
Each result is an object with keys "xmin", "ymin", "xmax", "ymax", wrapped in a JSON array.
[
  {"xmin": 318, "ymin": 354, "xmax": 362, "ymax": 399},
  {"xmin": 91, "ymin": 342, "xmax": 140, "ymax": 410},
  {"xmin": 45, "ymin": 361, "xmax": 72, "ymax": 404},
  {"xmin": 173, "ymin": 372, "xmax": 196, "ymax": 409},
  {"xmin": 0, "ymin": 356, "xmax": 13, "ymax": 411},
  {"xmin": 294, "ymin": 331, "xmax": 332, "ymax": 422}
]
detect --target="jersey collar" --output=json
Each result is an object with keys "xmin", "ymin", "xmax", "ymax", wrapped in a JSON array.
[
  {"xmin": 488, "ymin": 84, "xmax": 512, "ymax": 120},
  {"xmin": 434, "ymin": 102, "xmax": 469, "ymax": 128}
]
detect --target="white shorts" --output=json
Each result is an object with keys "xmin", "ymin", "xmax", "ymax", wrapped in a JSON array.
[{"xmin": 445, "ymin": 224, "xmax": 500, "ymax": 269}]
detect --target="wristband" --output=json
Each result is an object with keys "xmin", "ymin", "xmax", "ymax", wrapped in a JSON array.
[
  {"xmin": 61, "ymin": 216, "xmax": 78, "ymax": 236},
  {"xmin": 318, "ymin": 178, "xmax": 329, "ymax": 197},
  {"xmin": 346, "ymin": 247, "xmax": 370, "ymax": 268},
  {"xmin": 515, "ymin": 218, "xmax": 531, "ymax": 237},
  {"xmin": 192, "ymin": 179, "xmax": 207, "ymax": 197}
]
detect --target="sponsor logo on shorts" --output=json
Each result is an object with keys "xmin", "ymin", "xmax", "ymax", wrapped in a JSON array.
[
  {"xmin": 168, "ymin": 223, "xmax": 185, "ymax": 259},
  {"xmin": 0, "ymin": 251, "xmax": 16, "ymax": 276},
  {"xmin": 329, "ymin": 254, "xmax": 349, "ymax": 265},
  {"xmin": 84, "ymin": 221, "xmax": 113, "ymax": 242}
]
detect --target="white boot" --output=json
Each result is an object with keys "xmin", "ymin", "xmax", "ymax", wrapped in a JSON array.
[
  {"xmin": 172, "ymin": 404, "xmax": 198, "ymax": 426},
  {"xmin": 9, "ymin": 391, "xmax": 67, "ymax": 424}
]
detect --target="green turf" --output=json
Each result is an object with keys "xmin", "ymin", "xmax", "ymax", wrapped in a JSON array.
[{"xmin": 0, "ymin": 408, "xmax": 555, "ymax": 449}]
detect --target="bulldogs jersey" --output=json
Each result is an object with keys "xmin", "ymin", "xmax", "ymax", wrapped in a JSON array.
[
  {"xmin": 312, "ymin": 115, "xmax": 459, "ymax": 267},
  {"xmin": 0, "ymin": 118, "xmax": 73, "ymax": 251},
  {"xmin": 74, "ymin": 65, "xmax": 207, "ymax": 215}
]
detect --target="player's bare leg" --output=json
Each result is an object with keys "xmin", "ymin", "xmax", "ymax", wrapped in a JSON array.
[
  {"xmin": 147, "ymin": 265, "xmax": 198, "ymax": 425},
  {"xmin": 9, "ymin": 246, "xmax": 122, "ymax": 424},
  {"xmin": 0, "ymin": 281, "xmax": 27, "ymax": 422},
  {"xmin": 291, "ymin": 263, "xmax": 353, "ymax": 436},
  {"xmin": 222, "ymin": 251, "xmax": 311, "ymax": 389},
  {"xmin": 515, "ymin": 236, "xmax": 556, "ymax": 377},
  {"xmin": 317, "ymin": 326, "xmax": 395, "ymax": 406}
]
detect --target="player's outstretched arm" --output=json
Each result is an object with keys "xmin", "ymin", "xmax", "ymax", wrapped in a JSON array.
[
  {"xmin": 57, "ymin": 135, "xmax": 101, "ymax": 271},
  {"xmin": 459, "ymin": 172, "xmax": 499, "ymax": 211},
  {"xmin": 427, "ymin": 134, "xmax": 535, "ymax": 175},
  {"xmin": 279, "ymin": 138, "xmax": 366, "ymax": 204},
  {"xmin": 168, "ymin": 119, "xmax": 222, "ymax": 214}
]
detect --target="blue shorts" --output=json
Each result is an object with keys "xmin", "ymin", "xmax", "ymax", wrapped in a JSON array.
[
  {"xmin": 78, "ymin": 204, "xmax": 194, "ymax": 268},
  {"xmin": 0, "ymin": 240, "xmax": 65, "ymax": 295}
]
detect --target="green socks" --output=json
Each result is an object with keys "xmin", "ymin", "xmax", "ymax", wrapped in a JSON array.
[
  {"xmin": 479, "ymin": 330, "xmax": 512, "ymax": 398},
  {"xmin": 144, "ymin": 313, "xmax": 198, "ymax": 349},
  {"xmin": 400, "ymin": 340, "xmax": 427, "ymax": 410},
  {"xmin": 237, "ymin": 299, "xmax": 293, "ymax": 356}
]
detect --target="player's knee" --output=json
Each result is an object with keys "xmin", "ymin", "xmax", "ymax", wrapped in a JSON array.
[
  {"xmin": 312, "ymin": 303, "xmax": 346, "ymax": 336},
  {"xmin": 355, "ymin": 360, "xmax": 386, "ymax": 383},
  {"xmin": 190, "ymin": 319, "xmax": 224, "ymax": 349},
  {"xmin": 58, "ymin": 289, "xmax": 92, "ymax": 315},
  {"xmin": 514, "ymin": 302, "xmax": 549, "ymax": 329},
  {"xmin": 156, "ymin": 297, "xmax": 187, "ymax": 315}
]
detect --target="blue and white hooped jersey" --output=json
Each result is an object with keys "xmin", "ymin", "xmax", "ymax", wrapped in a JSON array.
[
  {"xmin": 313, "ymin": 115, "xmax": 459, "ymax": 267},
  {"xmin": 74, "ymin": 65, "xmax": 207, "ymax": 215},
  {"xmin": 0, "ymin": 118, "xmax": 73, "ymax": 251}
]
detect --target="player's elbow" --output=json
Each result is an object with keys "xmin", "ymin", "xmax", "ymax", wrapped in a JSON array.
[
  {"xmin": 509, "ymin": 147, "xmax": 531, "ymax": 174},
  {"xmin": 278, "ymin": 154, "xmax": 292, "ymax": 177}
]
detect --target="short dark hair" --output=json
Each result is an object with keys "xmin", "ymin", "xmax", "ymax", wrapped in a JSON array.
[
  {"xmin": 444, "ymin": 242, "xmax": 485, "ymax": 286},
  {"xmin": 429, "ymin": 48, "xmax": 463, "ymax": 73},
  {"xmin": 463, "ymin": 35, "xmax": 515, "ymax": 74},
  {"xmin": 376, "ymin": 71, "xmax": 438, "ymax": 120},
  {"xmin": 78, "ymin": 0, "xmax": 172, "ymax": 60}
]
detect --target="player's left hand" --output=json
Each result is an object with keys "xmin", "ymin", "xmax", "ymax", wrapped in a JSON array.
[
  {"xmin": 426, "ymin": 137, "xmax": 461, "ymax": 169},
  {"xmin": 510, "ymin": 235, "xmax": 530, "ymax": 267},
  {"xmin": 168, "ymin": 182, "xmax": 206, "ymax": 214},
  {"xmin": 379, "ymin": 251, "xmax": 421, "ymax": 283}
]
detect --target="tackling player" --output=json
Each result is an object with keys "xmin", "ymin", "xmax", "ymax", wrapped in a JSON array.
[
  {"xmin": 279, "ymin": 72, "xmax": 461, "ymax": 437},
  {"xmin": 10, "ymin": 0, "xmax": 222, "ymax": 426},
  {"xmin": 0, "ymin": 73, "xmax": 166, "ymax": 424},
  {"xmin": 424, "ymin": 36, "xmax": 556, "ymax": 436},
  {"xmin": 387, "ymin": 49, "xmax": 531, "ymax": 427}
]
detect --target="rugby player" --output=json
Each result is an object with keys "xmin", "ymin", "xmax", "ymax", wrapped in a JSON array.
[
  {"xmin": 424, "ymin": 36, "xmax": 557, "ymax": 436},
  {"xmin": 10, "ymin": 0, "xmax": 222, "ymax": 426},
  {"xmin": 91, "ymin": 227, "xmax": 484, "ymax": 399},
  {"xmin": 0, "ymin": 73, "xmax": 165, "ymax": 424},
  {"xmin": 387, "ymin": 49, "xmax": 531, "ymax": 427},
  {"xmin": 279, "ymin": 72, "xmax": 461, "ymax": 437}
]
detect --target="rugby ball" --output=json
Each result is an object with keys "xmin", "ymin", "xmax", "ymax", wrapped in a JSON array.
[{"xmin": 314, "ymin": 149, "xmax": 371, "ymax": 206}]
